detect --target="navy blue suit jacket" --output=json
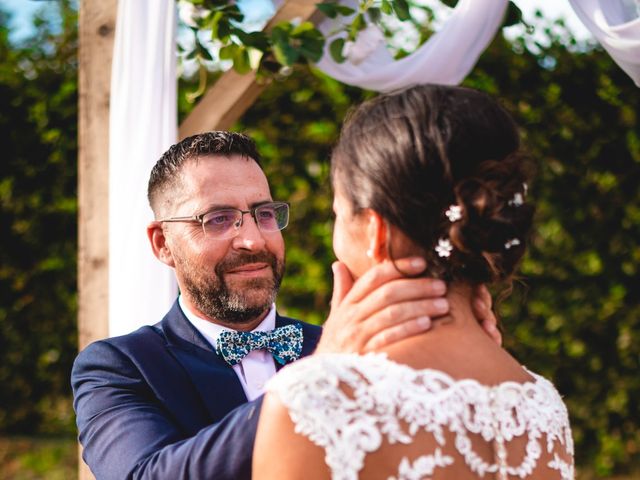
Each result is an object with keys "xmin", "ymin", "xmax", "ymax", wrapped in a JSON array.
[{"xmin": 71, "ymin": 301, "xmax": 322, "ymax": 480}]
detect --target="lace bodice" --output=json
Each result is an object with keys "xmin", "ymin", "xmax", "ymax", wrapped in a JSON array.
[{"xmin": 266, "ymin": 353, "xmax": 574, "ymax": 480}]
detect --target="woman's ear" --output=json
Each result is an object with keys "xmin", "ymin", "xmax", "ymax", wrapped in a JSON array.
[
  {"xmin": 147, "ymin": 221, "xmax": 176, "ymax": 268},
  {"xmin": 365, "ymin": 210, "xmax": 389, "ymax": 263}
]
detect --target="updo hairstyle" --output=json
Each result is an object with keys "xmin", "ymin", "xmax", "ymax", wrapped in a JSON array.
[{"xmin": 331, "ymin": 84, "xmax": 534, "ymax": 285}]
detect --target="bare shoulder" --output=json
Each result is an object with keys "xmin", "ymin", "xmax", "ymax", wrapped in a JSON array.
[{"xmin": 253, "ymin": 390, "xmax": 329, "ymax": 480}]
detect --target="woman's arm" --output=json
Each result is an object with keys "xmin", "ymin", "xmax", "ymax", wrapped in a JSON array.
[{"xmin": 253, "ymin": 392, "xmax": 329, "ymax": 480}]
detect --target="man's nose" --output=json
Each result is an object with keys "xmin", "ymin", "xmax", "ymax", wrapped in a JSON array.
[{"xmin": 231, "ymin": 214, "xmax": 267, "ymax": 251}]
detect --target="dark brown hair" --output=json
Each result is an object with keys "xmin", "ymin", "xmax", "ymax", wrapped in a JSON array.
[
  {"xmin": 331, "ymin": 84, "xmax": 534, "ymax": 285},
  {"xmin": 147, "ymin": 131, "xmax": 262, "ymax": 215}
]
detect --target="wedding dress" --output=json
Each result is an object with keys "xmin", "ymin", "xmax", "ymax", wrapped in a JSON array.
[{"xmin": 266, "ymin": 353, "xmax": 574, "ymax": 480}]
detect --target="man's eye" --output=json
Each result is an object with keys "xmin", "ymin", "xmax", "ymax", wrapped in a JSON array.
[
  {"xmin": 257, "ymin": 209, "xmax": 275, "ymax": 219},
  {"xmin": 207, "ymin": 212, "xmax": 235, "ymax": 226}
]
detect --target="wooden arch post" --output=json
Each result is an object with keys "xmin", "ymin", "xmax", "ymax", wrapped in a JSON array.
[{"xmin": 78, "ymin": 1, "xmax": 318, "ymax": 478}]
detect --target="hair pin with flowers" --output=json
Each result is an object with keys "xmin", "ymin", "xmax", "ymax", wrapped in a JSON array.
[
  {"xmin": 508, "ymin": 183, "xmax": 528, "ymax": 207},
  {"xmin": 436, "ymin": 204, "xmax": 462, "ymax": 258},
  {"xmin": 504, "ymin": 238, "xmax": 521, "ymax": 250},
  {"xmin": 435, "ymin": 238, "xmax": 453, "ymax": 258},
  {"xmin": 445, "ymin": 204, "xmax": 462, "ymax": 222}
]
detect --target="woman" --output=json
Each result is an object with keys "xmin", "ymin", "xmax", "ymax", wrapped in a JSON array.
[{"xmin": 253, "ymin": 84, "xmax": 574, "ymax": 479}]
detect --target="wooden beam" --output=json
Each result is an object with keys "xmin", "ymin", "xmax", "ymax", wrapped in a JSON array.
[
  {"xmin": 78, "ymin": 0, "xmax": 118, "ymax": 478},
  {"xmin": 179, "ymin": 0, "xmax": 320, "ymax": 138}
]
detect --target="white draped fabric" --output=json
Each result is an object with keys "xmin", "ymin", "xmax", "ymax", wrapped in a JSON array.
[
  {"xmin": 313, "ymin": 0, "xmax": 509, "ymax": 92},
  {"xmin": 568, "ymin": 0, "xmax": 640, "ymax": 86},
  {"xmin": 109, "ymin": 0, "xmax": 178, "ymax": 336}
]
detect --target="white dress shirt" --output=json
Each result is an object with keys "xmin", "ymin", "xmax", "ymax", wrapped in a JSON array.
[{"xmin": 179, "ymin": 296, "xmax": 277, "ymax": 401}]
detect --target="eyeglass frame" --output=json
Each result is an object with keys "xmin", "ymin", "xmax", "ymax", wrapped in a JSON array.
[{"xmin": 157, "ymin": 201, "xmax": 290, "ymax": 239}]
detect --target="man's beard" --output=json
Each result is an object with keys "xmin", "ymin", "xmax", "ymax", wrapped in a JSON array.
[{"xmin": 179, "ymin": 251, "xmax": 285, "ymax": 325}]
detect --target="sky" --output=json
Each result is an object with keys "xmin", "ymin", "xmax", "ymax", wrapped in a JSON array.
[{"xmin": 0, "ymin": 0, "xmax": 594, "ymax": 43}]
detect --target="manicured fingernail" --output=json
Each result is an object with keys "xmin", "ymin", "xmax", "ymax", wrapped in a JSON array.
[
  {"xmin": 432, "ymin": 280, "xmax": 446, "ymax": 295},
  {"xmin": 475, "ymin": 299, "xmax": 486, "ymax": 311},
  {"xmin": 417, "ymin": 316, "xmax": 431, "ymax": 329},
  {"xmin": 409, "ymin": 257, "xmax": 426, "ymax": 270},
  {"xmin": 434, "ymin": 299, "xmax": 449, "ymax": 312}
]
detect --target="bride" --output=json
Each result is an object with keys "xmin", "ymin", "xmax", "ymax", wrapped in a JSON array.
[{"xmin": 252, "ymin": 84, "xmax": 574, "ymax": 479}]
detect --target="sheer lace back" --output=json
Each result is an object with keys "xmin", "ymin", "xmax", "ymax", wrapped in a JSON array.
[{"xmin": 266, "ymin": 353, "xmax": 574, "ymax": 480}]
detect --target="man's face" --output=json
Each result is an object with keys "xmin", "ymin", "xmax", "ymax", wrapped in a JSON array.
[{"xmin": 162, "ymin": 155, "xmax": 285, "ymax": 328}]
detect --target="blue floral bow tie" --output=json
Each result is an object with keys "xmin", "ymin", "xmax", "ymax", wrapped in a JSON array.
[{"xmin": 215, "ymin": 324, "xmax": 303, "ymax": 366}]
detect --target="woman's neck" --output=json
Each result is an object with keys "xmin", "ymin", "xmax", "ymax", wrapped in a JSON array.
[
  {"xmin": 379, "ymin": 281, "xmax": 534, "ymax": 385},
  {"xmin": 434, "ymin": 282, "xmax": 479, "ymax": 330}
]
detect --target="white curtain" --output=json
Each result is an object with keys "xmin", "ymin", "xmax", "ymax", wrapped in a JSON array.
[
  {"xmin": 569, "ymin": 0, "xmax": 640, "ymax": 86},
  {"xmin": 109, "ymin": 0, "xmax": 178, "ymax": 336},
  {"xmin": 314, "ymin": 0, "xmax": 509, "ymax": 92}
]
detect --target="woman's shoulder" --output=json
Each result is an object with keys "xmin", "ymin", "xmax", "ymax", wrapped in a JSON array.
[
  {"xmin": 267, "ymin": 352, "xmax": 571, "ymax": 425},
  {"xmin": 264, "ymin": 353, "xmax": 574, "ymax": 480}
]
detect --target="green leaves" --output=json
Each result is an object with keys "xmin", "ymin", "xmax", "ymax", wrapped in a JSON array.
[
  {"xmin": 503, "ymin": 1, "xmax": 524, "ymax": 28},
  {"xmin": 271, "ymin": 24, "xmax": 299, "ymax": 66},
  {"xmin": 178, "ymin": 0, "xmax": 437, "ymax": 80},
  {"xmin": 1, "ymin": 0, "xmax": 79, "ymax": 435},
  {"xmin": 349, "ymin": 13, "xmax": 365, "ymax": 40},
  {"xmin": 329, "ymin": 38, "xmax": 346, "ymax": 63},
  {"xmin": 271, "ymin": 21, "xmax": 326, "ymax": 67},
  {"xmin": 393, "ymin": 0, "xmax": 411, "ymax": 21},
  {"xmin": 219, "ymin": 44, "xmax": 251, "ymax": 73},
  {"xmin": 316, "ymin": 2, "xmax": 356, "ymax": 19}
]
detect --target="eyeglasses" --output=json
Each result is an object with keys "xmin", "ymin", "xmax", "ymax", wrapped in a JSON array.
[{"xmin": 158, "ymin": 202, "xmax": 289, "ymax": 239}]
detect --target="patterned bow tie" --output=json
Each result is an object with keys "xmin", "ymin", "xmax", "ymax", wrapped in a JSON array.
[{"xmin": 215, "ymin": 324, "xmax": 303, "ymax": 366}]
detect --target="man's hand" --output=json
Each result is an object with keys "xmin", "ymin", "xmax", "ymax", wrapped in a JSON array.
[
  {"xmin": 315, "ymin": 258, "xmax": 502, "ymax": 354},
  {"xmin": 472, "ymin": 284, "xmax": 502, "ymax": 346},
  {"xmin": 316, "ymin": 258, "xmax": 449, "ymax": 354}
]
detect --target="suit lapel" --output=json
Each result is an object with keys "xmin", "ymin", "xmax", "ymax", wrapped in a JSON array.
[
  {"xmin": 161, "ymin": 303, "xmax": 248, "ymax": 422},
  {"xmin": 160, "ymin": 303, "xmax": 323, "ymax": 410}
]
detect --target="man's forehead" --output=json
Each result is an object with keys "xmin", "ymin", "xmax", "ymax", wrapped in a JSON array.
[
  {"xmin": 170, "ymin": 154, "xmax": 271, "ymax": 210},
  {"xmin": 183, "ymin": 153, "xmax": 262, "ymax": 174}
]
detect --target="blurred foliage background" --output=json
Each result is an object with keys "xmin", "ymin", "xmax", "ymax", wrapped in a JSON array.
[{"xmin": 1, "ymin": 1, "xmax": 639, "ymax": 478}]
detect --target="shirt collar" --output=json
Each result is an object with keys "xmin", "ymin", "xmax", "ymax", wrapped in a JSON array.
[{"xmin": 179, "ymin": 295, "xmax": 276, "ymax": 348}]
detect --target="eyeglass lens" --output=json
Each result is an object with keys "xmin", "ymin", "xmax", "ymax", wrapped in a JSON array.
[{"xmin": 201, "ymin": 203, "xmax": 289, "ymax": 237}]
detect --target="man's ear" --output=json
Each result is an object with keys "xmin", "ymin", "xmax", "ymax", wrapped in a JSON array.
[
  {"xmin": 147, "ymin": 221, "xmax": 176, "ymax": 268},
  {"xmin": 365, "ymin": 210, "xmax": 389, "ymax": 263}
]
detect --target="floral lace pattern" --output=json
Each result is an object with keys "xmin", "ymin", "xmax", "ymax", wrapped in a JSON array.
[{"xmin": 267, "ymin": 353, "xmax": 574, "ymax": 480}]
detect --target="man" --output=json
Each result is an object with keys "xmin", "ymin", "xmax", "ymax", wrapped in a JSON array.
[{"xmin": 72, "ymin": 131, "xmax": 499, "ymax": 479}]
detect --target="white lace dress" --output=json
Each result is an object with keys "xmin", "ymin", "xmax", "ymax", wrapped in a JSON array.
[{"xmin": 266, "ymin": 353, "xmax": 574, "ymax": 480}]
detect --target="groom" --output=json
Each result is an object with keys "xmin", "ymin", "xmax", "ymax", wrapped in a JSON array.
[{"xmin": 72, "ymin": 131, "xmax": 499, "ymax": 479}]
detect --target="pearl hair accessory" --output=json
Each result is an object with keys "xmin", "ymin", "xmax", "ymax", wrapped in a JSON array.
[
  {"xmin": 508, "ymin": 192, "xmax": 524, "ymax": 207},
  {"xmin": 508, "ymin": 183, "xmax": 528, "ymax": 207},
  {"xmin": 435, "ymin": 238, "xmax": 453, "ymax": 258},
  {"xmin": 437, "ymin": 204, "xmax": 461, "ymax": 259},
  {"xmin": 445, "ymin": 204, "xmax": 462, "ymax": 222},
  {"xmin": 505, "ymin": 238, "xmax": 521, "ymax": 250}
]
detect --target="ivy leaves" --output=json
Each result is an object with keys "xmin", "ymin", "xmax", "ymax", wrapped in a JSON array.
[
  {"xmin": 180, "ymin": 0, "xmax": 417, "ymax": 81},
  {"xmin": 180, "ymin": 0, "xmax": 526, "ymax": 90}
]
